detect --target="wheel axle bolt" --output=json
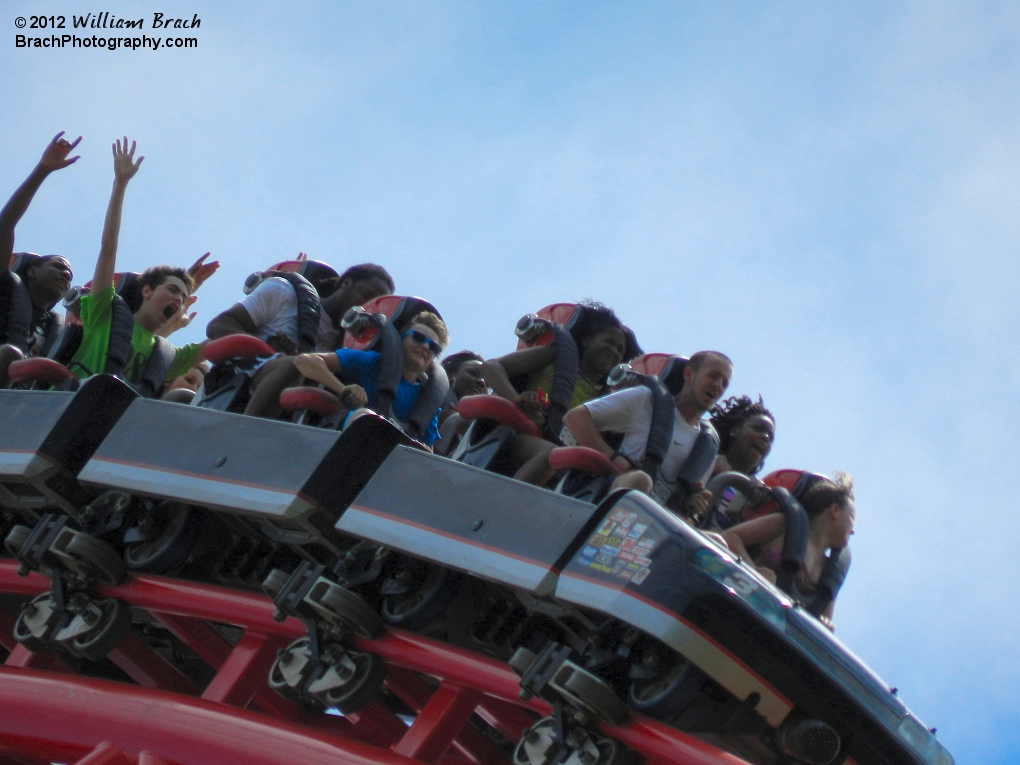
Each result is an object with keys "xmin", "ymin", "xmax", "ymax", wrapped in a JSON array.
[
  {"xmin": 642, "ymin": 650, "xmax": 661, "ymax": 671},
  {"xmin": 579, "ymin": 752, "xmax": 596, "ymax": 765},
  {"xmin": 523, "ymin": 729, "xmax": 540, "ymax": 744},
  {"xmin": 21, "ymin": 602, "xmax": 37, "ymax": 616}
]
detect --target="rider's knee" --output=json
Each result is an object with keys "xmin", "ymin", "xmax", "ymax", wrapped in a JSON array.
[{"xmin": 611, "ymin": 469, "xmax": 653, "ymax": 494}]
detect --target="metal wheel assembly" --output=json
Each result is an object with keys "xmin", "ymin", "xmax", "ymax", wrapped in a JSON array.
[
  {"xmin": 269, "ymin": 637, "xmax": 385, "ymax": 713},
  {"xmin": 123, "ymin": 502, "xmax": 203, "ymax": 573},
  {"xmin": 513, "ymin": 716, "xmax": 634, "ymax": 765},
  {"xmin": 49, "ymin": 528, "xmax": 126, "ymax": 585},
  {"xmin": 379, "ymin": 559, "xmax": 462, "ymax": 631}
]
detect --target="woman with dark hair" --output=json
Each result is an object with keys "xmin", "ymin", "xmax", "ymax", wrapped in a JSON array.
[
  {"xmin": 722, "ymin": 472, "xmax": 856, "ymax": 630},
  {"xmin": 709, "ymin": 395, "xmax": 776, "ymax": 477},
  {"xmin": 480, "ymin": 300, "xmax": 642, "ymax": 484}
]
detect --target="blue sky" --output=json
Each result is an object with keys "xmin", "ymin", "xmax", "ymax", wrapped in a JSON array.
[{"xmin": 4, "ymin": 2, "xmax": 1019, "ymax": 762}]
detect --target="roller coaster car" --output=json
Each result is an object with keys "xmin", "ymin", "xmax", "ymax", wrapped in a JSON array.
[
  {"xmin": 322, "ymin": 445, "xmax": 951, "ymax": 765},
  {"xmin": 0, "ymin": 375, "xmax": 138, "ymax": 527},
  {"xmin": 74, "ymin": 399, "xmax": 415, "ymax": 582}
]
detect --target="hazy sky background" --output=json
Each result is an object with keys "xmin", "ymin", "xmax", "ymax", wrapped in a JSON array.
[{"xmin": 3, "ymin": 2, "xmax": 1018, "ymax": 762}]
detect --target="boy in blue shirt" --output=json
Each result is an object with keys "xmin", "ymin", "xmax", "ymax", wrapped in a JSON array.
[{"xmin": 293, "ymin": 311, "xmax": 449, "ymax": 445}]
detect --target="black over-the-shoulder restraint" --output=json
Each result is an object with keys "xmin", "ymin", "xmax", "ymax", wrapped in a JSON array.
[
  {"xmin": 102, "ymin": 293, "xmax": 177, "ymax": 398},
  {"xmin": 103, "ymin": 293, "xmax": 136, "ymax": 378},
  {"xmin": 804, "ymin": 547, "xmax": 852, "ymax": 617},
  {"xmin": 370, "ymin": 319, "xmax": 404, "ymax": 418},
  {"xmin": 0, "ymin": 270, "xmax": 32, "ymax": 352},
  {"xmin": 264, "ymin": 271, "xmax": 321, "ymax": 353},
  {"xmin": 544, "ymin": 323, "xmax": 579, "ymax": 442},
  {"xmin": 137, "ymin": 337, "xmax": 177, "ymax": 399},
  {"xmin": 640, "ymin": 378, "xmax": 676, "ymax": 476},
  {"xmin": 769, "ymin": 487, "xmax": 810, "ymax": 594},
  {"xmin": 403, "ymin": 361, "xmax": 449, "ymax": 441},
  {"xmin": 653, "ymin": 421, "xmax": 721, "ymax": 515}
]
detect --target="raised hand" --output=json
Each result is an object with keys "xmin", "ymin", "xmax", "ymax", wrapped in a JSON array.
[
  {"xmin": 187, "ymin": 252, "xmax": 220, "ymax": 290},
  {"xmin": 38, "ymin": 131, "xmax": 82, "ymax": 172},
  {"xmin": 112, "ymin": 136, "xmax": 144, "ymax": 182}
]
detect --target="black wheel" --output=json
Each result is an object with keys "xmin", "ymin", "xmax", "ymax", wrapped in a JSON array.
[
  {"xmin": 4, "ymin": 524, "xmax": 33, "ymax": 558},
  {"xmin": 123, "ymin": 504, "xmax": 203, "ymax": 573},
  {"xmin": 12, "ymin": 593, "xmax": 56, "ymax": 652},
  {"xmin": 268, "ymin": 638, "xmax": 307, "ymax": 699},
  {"xmin": 53, "ymin": 530, "xmax": 126, "ymax": 585},
  {"xmin": 68, "ymin": 597, "xmax": 132, "ymax": 661},
  {"xmin": 627, "ymin": 657, "xmax": 706, "ymax": 721},
  {"xmin": 591, "ymin": 737, "xmax": 635, "ymax": 765},
  {"xmin": 262, "ymin": 568, "xmax": 291, "ymax": 600},
  {"xmin": 316, "ymin": 582, "xmax": 384, "ymax": 639},
  {"xmin": 561, "ymin": 667, "xmax": 629, "ymax": 725},
  {"xmin": 380, "ymin": 561, "xmax": 462, "ymax": 631},
  {"xmin": 321, "ymin": 650, "xmax": 385, "ymax": 714}
]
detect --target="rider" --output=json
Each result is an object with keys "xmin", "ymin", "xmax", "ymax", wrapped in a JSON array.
[
  {"xmin": 216, "ymin": 263, "xmax": 396, "ymax": 419},
  {"xmin": 562, "ymin": 351, "xmax": 733, "ymax": 520},
  {"xmin": 710, "ymin": 395, "xmax": 775, "ymax": 477},
  {"xmin": 0, "ymin": 132, "xmax": 80, "ymax": 387},
  {"xmin": 206, "ymin": 260, "xmax": 394, "ymax": 354},
  {"xmin": 721, "ymin": 472, "xmax": 855, "ymax": 630},
  {"xmin": 436, "ymin": 350, "xmax": 487, "ymax": 454},
  {"xmin": 291, "ymin": 311, "xmax": 449, "ymax": 446},
  {"xmin": 67, "ymin": 138, "xmax": 207, "ymax": 395},
  {"xmin": 480, "ymin": 300, "xmax": 640, "ymax": 484}
]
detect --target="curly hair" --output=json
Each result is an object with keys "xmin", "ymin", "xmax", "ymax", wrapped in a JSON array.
[
  {"xmin": 710, "ymin": 395, "xmax": 775, "ymax": 460},
  {"xmin": 406, "ymin": 311, "xmax": 449, "ymax": 349},
  {"xmin": 570, "ymin": 299, "xmax": 643, "ymax": 361}
]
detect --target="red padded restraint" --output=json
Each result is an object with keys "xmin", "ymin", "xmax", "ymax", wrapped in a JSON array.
[
  {"xmin": 279, "ymin": 386, "xmax": 342, "ymax": 417},
  {"xmin": 456, "ymin": 395, "xmax": 543, "ymax": 439},
  {"xmin": 204, "ymin": 335, "xmax": 276, "ymax": 365},
  {"xmin": 8, "ymin": 358, "xmax": 75, "ymax": 386},
  {"xmin": 549, "ymin": 446, "xmax": 623, "ymax": 477}
]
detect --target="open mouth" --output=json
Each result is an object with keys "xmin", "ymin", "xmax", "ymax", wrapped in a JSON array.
[{"xmin": 163, "ymin": 304, "xmax": 178, "ymax": 320}]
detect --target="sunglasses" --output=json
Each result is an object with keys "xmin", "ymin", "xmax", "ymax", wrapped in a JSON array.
[{"xmin": 402, "ymin": 329, "xmax": 443, "ymax": 357}]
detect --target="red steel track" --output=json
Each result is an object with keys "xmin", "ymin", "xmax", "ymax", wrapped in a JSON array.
[{"xmin": 0, "ymin": 559, "xmax": 747, "ymax": 765}]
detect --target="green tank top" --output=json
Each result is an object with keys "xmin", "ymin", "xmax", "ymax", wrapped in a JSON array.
[{"xmin": 526, "ymin": 364, "xmax": 602, "ymax": 409}]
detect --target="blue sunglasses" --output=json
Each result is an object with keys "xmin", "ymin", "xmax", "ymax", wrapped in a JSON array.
[{"xmin": 402, "ymin": 329, "xmax": 443, "ymax": 357}]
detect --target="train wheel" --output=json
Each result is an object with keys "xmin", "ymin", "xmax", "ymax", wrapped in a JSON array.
[
  {"xmin": 262, "ymin": 568, "xmax": 291, "ymax": 600},
  {"xmin": 4, "ymin": 524, "xmax": 33, "ymax": 558},
  {"xmin": 320, "ymin": 650, "xmax": 385, "ymax": 714},
  {"xmin": 51, "ymin": 530, "xmax": 126, "ymax": 586},
  {"xmin": 380, "ymin": 560, "xmax": 462, "ymax": 631},
  {"xmin": 560, "ymin": 666, "xmax": 629, "ymax": 726},
  {"xmin": 315, "ymin": 582, "xmax": 384, "ymax": 639},
  {"xmin": 123, "ymin": 503, "xmax": 203, "ymax": 573},
  {"xmin": 627, "ymin": 655, "xmax": 706, "ymax": 721},
  {"xmin": 66, "ymin": 597, "xmax": 132, "ymax": 661},
  {"xmin": 13, "ymin": 592, "xmax": 57, "ymax": 652}
]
